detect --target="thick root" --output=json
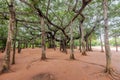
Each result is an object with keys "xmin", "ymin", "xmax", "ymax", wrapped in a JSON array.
[{"xmin": 106, "ymin": 68, "xmax": 120, "ymax": 80}]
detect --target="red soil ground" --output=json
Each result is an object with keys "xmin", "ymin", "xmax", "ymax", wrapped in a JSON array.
[{"xmin": 0, "ymin": 47, "xmax": 120, "ymax": 80}]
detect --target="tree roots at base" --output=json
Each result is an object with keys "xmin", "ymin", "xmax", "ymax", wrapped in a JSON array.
[{"xmin": 105, "ymin": 68, "xmax": 120, "ymax": 80}]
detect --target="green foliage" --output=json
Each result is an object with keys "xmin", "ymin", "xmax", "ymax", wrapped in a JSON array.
[
  {"xmin": 0, "ymin": 20, "xmax": 8, "ymax": 49},
  {"xmin": 109, "ymin": 37, "xmax": 120, "ymax": 46},
  {"xmin": 74, "ymin": 40, "xmax": 79, "ymax": 46},
  {"xmin": 91, "ymin": 39, "xmax": 100, "ymax": 46},
  {"xmin": 0, "ymin": 0, "xmax": 120, "ymax": 49}
]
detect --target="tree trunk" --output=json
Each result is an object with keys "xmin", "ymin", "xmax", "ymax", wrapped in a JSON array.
[
  {"xmin": 100, "ymin": 29, "xmax": 104, "ymax": 52},
  {"xmin": 25, "ymin": 42, "xmax": 28, "ymax": 48},
  {"xmin": 63, "ymin": 39, "xmax": 67, "ymax": 54},
  {"xmin": 78, "ymin": 19, "xmax": 82, "ymax": 52},
  {"xmin": 32, "ymin": 41, "xmax": 35, "ymax": 49},
  {"xmin": 12, "ymin": 21, "xmax": 17, "ymax": 65},
  {"xmin": 41, "ymin": 17, "xmax": 46, "ymax": 60},
  {"xmin": 1, "ymin": 0, "xmax": 16, "ymax": 73},
  {"xmin": 18, "ymin": 40, "xmax": 22, "ymax": 53},
  {"xmin": 103, "ymin": 0, "xmax": 112, "ymax": 73},
  {"xmin": 53, "ymin": 39, "xmax": 56, "ymax": 50},
  {"xmin": 60, "ymin": 39, "xmax": 67, "ymax": 54},
  {"xmin": 79, "ymin": 38, "xmax": 82, "ymax": 52},
  {"xmin": 85, "ymin": 38, "xmax": 89, "ymax": 51},
  {"xmin": 12, "ymin": 40, "xmax": 16, "ymax": 65},
  {"xmin": 48, "ymin": 37, "xmax": 56, "ymax": 50},
  {"xmin": 80, "ymin": 21, "xmax": 87, "ymax": 56},
  {"xmin": 23, "ymin": 42, "xmax": 26, "ymax": 49},
  {"xmin": 70, "ymin": 25, "xmax": 75, "ymax": 60},
  {"xmin": 89, "ymin": 37, "xmax": 92, "ymax": 51}
]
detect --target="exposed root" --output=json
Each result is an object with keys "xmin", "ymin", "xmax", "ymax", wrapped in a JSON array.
[
  {"xmin": 92, "ymin": 68, "xmax": 120, "ymax": 80},
  {"xmin": 106, "ymin": 68, "xmax": 120, "ymax": 80},
  {"xmin": 111, "ymin": 68, "xmax": 120, "ymax": 75}
]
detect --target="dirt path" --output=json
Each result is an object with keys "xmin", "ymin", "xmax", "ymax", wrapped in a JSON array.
[{"xmin": 0, "ymin": 47, "xmax": 120, "ymax": 80}]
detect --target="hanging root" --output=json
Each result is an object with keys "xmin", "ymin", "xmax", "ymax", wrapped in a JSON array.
[{"xmin": 106, "ymin": 68, "xmax": 120, "ymax": 80}]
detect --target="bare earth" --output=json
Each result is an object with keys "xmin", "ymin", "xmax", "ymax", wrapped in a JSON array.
[{"xmin": 0, "ymin": 47, "xmax": 120, "ymax": 80}]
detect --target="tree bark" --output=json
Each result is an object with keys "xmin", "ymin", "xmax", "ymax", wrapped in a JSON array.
[
  {"xmin": 89, "ymin": 36, "xmax": 92, "ymax": 51},
  {"xmin": 85, "ymin": 38, "xmax": 89, "ymax": 51},
  {"xmin": 25, "ymin": 42, "xmax": 28, "ymax": 48},
  {"xmin": 41, "ymin": 17, "xmax": 46, "ymax": 60},
  {"xmin": 103, "ymin": 0, "xmax": 112, "ymax": 73},
  {"xmin": 18, "ymin": 40, "xmax": 22, "ymax": 53},
  {"xmin": 100, "ymin": 29, "xmax": 104, "ymax": 52},
  {"xmin": 1, "ymin": 0, "xmax": 15, "ymax": 73},
  {"xmin": 12, "ymin": 21, "xmax": 17, "ymax": 65},
  {"xmin": 79, "ymin": 38, "xmax": 82, "ymax": 52},
  {"xmin": 32, "ymin": 41, "xmax": 35, "ymax": 49},
  {"xmin": 80, "ymin": 21, "xmax": 87, "ymax": 56},
  {"xmin": 53, "ymin": 39, "xmax": 56, "ymax": 50},
  {"xmin": 70, "ymin": 25, "xmax": 75, "ymax": 60},
  {"xmin": 60, "ymin": 39, "xmax": 67, "ymax": 54}
]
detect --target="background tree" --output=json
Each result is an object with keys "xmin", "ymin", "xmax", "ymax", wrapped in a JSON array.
[
  {"xmin": 1, "ymin": 0, "xmax": 16, "ymax": 73},
  {"xmin": 103, "ymin": 0, "xmax": 112, "ymax": 73}
]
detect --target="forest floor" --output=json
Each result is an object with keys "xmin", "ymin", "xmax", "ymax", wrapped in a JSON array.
[{"xmin": 0, "ymin": 46, "xmax": 120, "ymax": 80}]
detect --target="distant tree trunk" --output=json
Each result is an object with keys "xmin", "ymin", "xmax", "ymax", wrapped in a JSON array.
[
  {"xmin": 85, "ymin": 37, "xmax": 91, "ymax": 51},
  {"xmin": 85, "ymin": 38, "xmax": 89, "ymax": 51},
  {"xmin": 25, "ymin": 42, "xmax": 28, "ymax": 48},
  {"xmin": 48, "ymin": 37, "xmax": 56, "ymax": 50},
  {"xmin": 80, "ymin": 21, "xmax": 87, "ymax": 56},
  {"xmin": 1, "ymin": 0, "xmax": 15, "ymax": 73},
  {"xmin": 53, "ymin": 39, "xmax": 56, "ymax": 50},
  {"xmin": 41, "ymin": 17, "xmax": 46, "ymax": 60},
  {"xmin": 63, "ymin": 39, "xmax": 67, "ymax": 53},
  {"xmin": 79, "ymin": 38, "xmax": 82, "ymax": 52},
  {"xmin": 78, "ymin": 20, "xmax": 82, "ymax": 52},
  {"xmin": 70, "ymin": 25, "xmax": 75, "ymax": 60},
  {"xmin": 100, "ymin": 31, "xmax": 104, "ymax": 52},
  {"xmin": 23, "ymin": 42, "xmax": 26, "ymax": 49},
  {"xmin": 103, "ymin": 0, "xmax": 112, "ymax": 73},
  {"xmin": 12, "ymin": 21, "xmax": 17, "ymax": 65},
  {"xmin": 89, "ymin": 37, "xmax": 92, "ymax": 51},
  {"xmin": 32, "ymin": 41, "xmax": 35, "ymax": 49},
  {"xmin": 60, "ymin": 39, "xmax": 67, "ymax": 54},
  {"xmin": 18, "ymin": 40, "xmax": 22, "ymax": 53},
  {"xmin": 114, "ymin": 34, "xmax": 118, "ymax": 52},
  {"xmin": 60, "ymin": 40, "xmax": 63, "ymax": 52}
]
